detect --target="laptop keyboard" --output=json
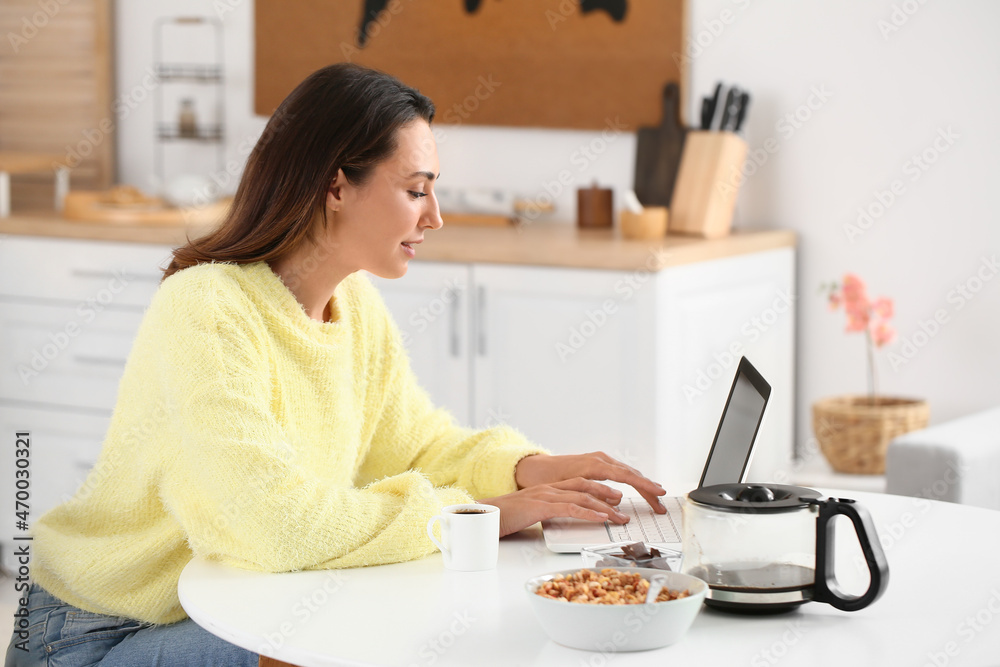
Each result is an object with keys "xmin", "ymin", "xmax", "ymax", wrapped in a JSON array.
[{"xmin": 606, "ymin": 496, "xmax": 682, "ymax": 544}]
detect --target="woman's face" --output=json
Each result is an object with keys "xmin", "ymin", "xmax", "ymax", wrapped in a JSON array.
[{"xmin": 325, "ymin": 119, "xmax": 443, "ymax": 279}]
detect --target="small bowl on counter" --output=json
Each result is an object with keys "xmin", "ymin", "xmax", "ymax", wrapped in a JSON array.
[
  {"xmin": 524, "ymin": 567, "xmax": 707, "ymax": 652},
  {"xmin": 581, "ymin": 541, "xmax": 682, "ymax": 571}
]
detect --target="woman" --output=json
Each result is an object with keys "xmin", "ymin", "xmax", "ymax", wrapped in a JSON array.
[{"xmin": 8, "ymin": 63, "xmax": 666, "ymax": 666}]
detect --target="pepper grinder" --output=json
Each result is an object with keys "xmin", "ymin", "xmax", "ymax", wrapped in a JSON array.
[{"xmin": 576, "ymin": 181, "xmax": 613, "ymax": 228}]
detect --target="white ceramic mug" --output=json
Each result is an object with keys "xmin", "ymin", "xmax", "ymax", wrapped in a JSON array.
[{"xmin": 426, "ymin": 504, "xmax": 500, "ymax": 571}]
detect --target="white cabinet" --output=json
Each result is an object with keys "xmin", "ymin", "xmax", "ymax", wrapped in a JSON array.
[
  {"xmin": 653, "ymin": 250, "xmax": 796, "ymax": 492},
  {"xmin": 471, "ymin": 265, "xmax": 655, "ymax": 458},
  {"xmin": 371, "ymin": 262, "xmax": 472, "ymax": 426},
  {"xmin": 0, "ymin": 405, "xmax": 109, "ymax": 528},
  {"xmin": 0, "ymin": 236, "xmax": 174, "ymax": 571},
  {"xmin": 0, "ymin": 237, "xmax": 165, "ymax": 306},
  {"xmin": 372, "ymin": 263, "xmax": 656, "ymax": 458},
  {"xmin": 372, "ymin": 247, "xmax": 796, "ymax": 493},
  {"xmin": 0, "ymin": 302, "xmax": 143, "ymax": 411}
]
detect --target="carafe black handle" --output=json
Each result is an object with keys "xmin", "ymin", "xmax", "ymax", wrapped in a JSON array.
[{"xmin": 812, "ymin": 498, "xmax": 890, "ymax": 611}]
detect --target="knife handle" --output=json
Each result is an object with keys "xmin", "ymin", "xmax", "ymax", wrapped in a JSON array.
[
  {"xmin": 718, "ymin": 87, "xmax": 734, "ymax": 131},
  {"xmin": 733, "ymin": 92, "xmax": 750, "ymax": 133},
  {"xmin": 659, "ymin": 82, "xmax": 682, "ymax": 130}
]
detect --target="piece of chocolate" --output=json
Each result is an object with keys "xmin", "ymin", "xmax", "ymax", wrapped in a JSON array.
[{"xmin": 621, "ymin": 542, "xmax": 651, "ymax": 560}]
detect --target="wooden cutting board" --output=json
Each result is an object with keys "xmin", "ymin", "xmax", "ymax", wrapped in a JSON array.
[
  {"xmin": 63, "ymin": 190, "xmax": 230, "ymax": 227},
  {"xmin": 634, "ymin": 82, "xmax": 688, "ymax": 208}
]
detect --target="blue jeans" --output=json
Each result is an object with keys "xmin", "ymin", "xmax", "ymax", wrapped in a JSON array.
[{"xmin": 4, "ymin": 584, "xmax": 258, "ymax": 667}]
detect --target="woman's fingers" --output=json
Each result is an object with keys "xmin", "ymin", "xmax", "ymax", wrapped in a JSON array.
[
  {"xmin": 519, "ymin": 484, "xmax": 629, "ymax": 523},
  {"xmin": 582, "ymin": 453, "xmax": 668, "ymax": 514},
  {"xmin": 483, "ymin": 463, "xmax": 673, "ymax": 538},
  {"xmin": 544, "ymin": 473, "xmax": 665, "ymax": 520},
  {"xmin": 549, "ymin": 477, "xmax": 622, "ymax": 505},
  {"xmin": 558, "ymin": 502, "xmax": 612, "ymax": 522},
  {"xmin": 539, "ymin": 486, "xmax": 628, "ymax": 523},
  {"xmin": 514, "ymin": 452, "xmax": 668, "ymax": 518},
  {"xmin": 484, "ymin": 487, "xmax": 623, "ymax": 537}
]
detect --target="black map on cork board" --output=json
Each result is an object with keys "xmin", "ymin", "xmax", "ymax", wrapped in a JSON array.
[{"xmin": 254, "ymin": 0, "xmax": 684, "ymax": 130}]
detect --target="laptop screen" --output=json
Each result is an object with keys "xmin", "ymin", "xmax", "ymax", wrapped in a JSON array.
[{"xmin": 698, "ymin": 357, "xmax": 771, "ymax": 487}]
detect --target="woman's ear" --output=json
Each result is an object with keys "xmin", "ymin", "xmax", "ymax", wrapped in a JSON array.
[{"xmin": 326, "ymin": 168, "xmax": 346, "ymax": 212}]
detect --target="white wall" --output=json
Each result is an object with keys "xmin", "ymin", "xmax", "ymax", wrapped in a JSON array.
[
  {"xmin": 685, "ymin": 0, "xmax": 1000, "ymax": 448},
  {"xmin": 116, "ymin": 1, "xmax": 1000, "ymax": 451}
]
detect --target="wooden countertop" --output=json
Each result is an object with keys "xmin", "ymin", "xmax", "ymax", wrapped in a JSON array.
[
  {"xmin": 412, "ymin": 223, "xmax": 795, "ymax": 270},
  {"xmin": 0, "ymin": 152, "xmax": 70, "ymax": 172},
  {"xmin": 0, "ymin": 211, "xmax": 212, "ymax": 246},
  {"xmin": 0, "ymin": 211, "xmax": 795, "ymax": 271}
]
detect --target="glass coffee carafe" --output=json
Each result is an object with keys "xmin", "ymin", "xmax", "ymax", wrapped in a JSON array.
[{"xmin": 681, "ymin": 483, "xmax": 889, "ymax": 613}]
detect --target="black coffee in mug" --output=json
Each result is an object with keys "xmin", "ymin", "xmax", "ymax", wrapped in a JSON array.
[{"xmin": 452, "ymin": 509, "xmax": 488, "ymax": 514}]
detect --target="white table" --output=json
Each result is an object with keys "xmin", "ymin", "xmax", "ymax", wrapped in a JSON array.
[{"xmin": 179, "ymin": 491, "xmax": 1000, "ymax": 667}]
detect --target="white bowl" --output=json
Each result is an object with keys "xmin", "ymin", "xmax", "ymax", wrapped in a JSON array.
[{"xmin": 525, "ymin": 567, "xmax": 707, "ymax": 652}]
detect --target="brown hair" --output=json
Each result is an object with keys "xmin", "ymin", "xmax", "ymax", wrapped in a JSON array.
[{"xmin": 162, "ymin": 62, "xmax": 435, "ymax": 281}]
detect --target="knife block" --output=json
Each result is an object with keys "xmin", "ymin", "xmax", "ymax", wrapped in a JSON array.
[{"xmin": 669, "ymin": 131, "xmax": 748, "ymax": 238}]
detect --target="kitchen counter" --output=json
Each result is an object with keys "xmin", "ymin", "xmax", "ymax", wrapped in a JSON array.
[
  {"xmin": 0, "ymin": 210, "xmax": 212, "ymax": 247},
  {"xmin": 0, "ymin": 210, "xmax": 795, "ymax": 271}
]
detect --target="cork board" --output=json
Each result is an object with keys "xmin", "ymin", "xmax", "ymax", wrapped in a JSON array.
[{"xmin": 254, "ymin": 0, "xmax": 685, "ymax": 130}]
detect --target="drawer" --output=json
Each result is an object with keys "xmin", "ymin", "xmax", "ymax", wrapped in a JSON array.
[
  {"xmin": 0, "ymin": 236, "xmax": 172, "ymax": 306},
  {"xmin": 0, "ymin": 404, "xmax": 109, "ymax": 572},
  {"xmin": 0, "ymin": 301, "xmax": 144, "ymax": 412}
]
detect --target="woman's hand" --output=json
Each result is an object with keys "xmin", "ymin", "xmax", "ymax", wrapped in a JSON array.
[
  {"xmin": 514, "ymin": 452, "xmax": 667, "ymax": 515},
  {"xmin": 479, "ymin": 478, "xmax": 635, "ymax": 538}
]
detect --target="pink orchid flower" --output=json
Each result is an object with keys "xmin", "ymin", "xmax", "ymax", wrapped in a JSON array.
[
  {"xmin": 872, "ymin": 297, "xmax": 894, "ymax": 319},
  {"xmin": 846, "ymin": 311, "xmax": 869, "ymax": 333},
  {"xmin": 841, "ymin": 273, "xmax": 868, "ymax": 302},
  {"xmin": 871, "ymin": 321, "xmax": 896, "ymax": 347},
  {"xmin": 824, "ymin": 274, "xmax": 896, "ymax": 399}
]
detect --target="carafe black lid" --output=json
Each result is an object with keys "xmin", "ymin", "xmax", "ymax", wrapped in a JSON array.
[{"xmin": 688, "ymin": 483, "xmax": 822, "ymax": 513}]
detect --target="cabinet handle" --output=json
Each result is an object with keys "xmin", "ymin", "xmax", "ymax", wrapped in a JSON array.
[
  {"xmin": 72, "ymin": 354, "xmax": 127, "ymax": 368},
  {"xmin": 449, "ymin": 287, "xmax": 463, "ymax": 358},
  {"xmin": 70, "ymin": 269, "xmax": 160, "ymax": 283},
  {"xmin": 477, "ymin": 286, "xmax": 487, "ymax": 357}
]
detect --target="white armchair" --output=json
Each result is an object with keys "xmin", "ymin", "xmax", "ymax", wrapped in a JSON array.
[{"xmin": 885, "ymin": 407, "xmax": 1000, "ymax": 511}]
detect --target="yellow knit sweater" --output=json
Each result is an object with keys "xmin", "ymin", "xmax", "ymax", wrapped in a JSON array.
[{"xmin": 32, "ymin": 261, "xmax": 545, "ymax": 625}]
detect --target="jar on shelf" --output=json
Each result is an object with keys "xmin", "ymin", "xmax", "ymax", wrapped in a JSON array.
[{"xmin": 178, "ymin": 99, "xmax": 198, "ymax": 139}]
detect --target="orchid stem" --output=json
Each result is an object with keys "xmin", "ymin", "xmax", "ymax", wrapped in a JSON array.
[{"xmin": 866, "ymin": 327, "xmax": 877, "ymax": 405}]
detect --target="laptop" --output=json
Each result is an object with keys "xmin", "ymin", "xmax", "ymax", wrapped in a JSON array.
[{"xmin": 541, "ymin": 355, "xmax": 772, "ymax": 553}]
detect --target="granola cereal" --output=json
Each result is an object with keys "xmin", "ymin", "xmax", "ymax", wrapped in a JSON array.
[{"xmin": 534, "ymin": 568, "xmax": 691, "ymax": 605}]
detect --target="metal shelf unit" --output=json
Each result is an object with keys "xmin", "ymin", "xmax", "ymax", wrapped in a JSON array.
[{"xmin": 152, "ymin": 16, "xmax": 225, "ymax": 187}]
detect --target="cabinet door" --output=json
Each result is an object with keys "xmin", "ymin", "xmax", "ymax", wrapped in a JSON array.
[
  {"xmin": 471, "ymin": 265, "xmax": 655, "ymax": 461},
  {"xmin": 656, "ymin": 248, "xmax": 796, "ymax": 490},
  {"xmin": 0, "ymin": 236, "xmax": 171, "ymax": 306},
  {"xmin": 0, "ymin": 302, "xmax": 145, "ymax": 413},
  {"xmin": 0, "ymin": 404, "xmax": 109, "ymax": 572},
  {"xmin": 367, "ymin": 263, "xmax": 473, "ymax": 426}
]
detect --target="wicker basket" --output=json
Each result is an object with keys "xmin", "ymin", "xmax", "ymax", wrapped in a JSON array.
[{"xmin": 812, "ymin": 395, "xmax": 929, "ymax": 474}]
